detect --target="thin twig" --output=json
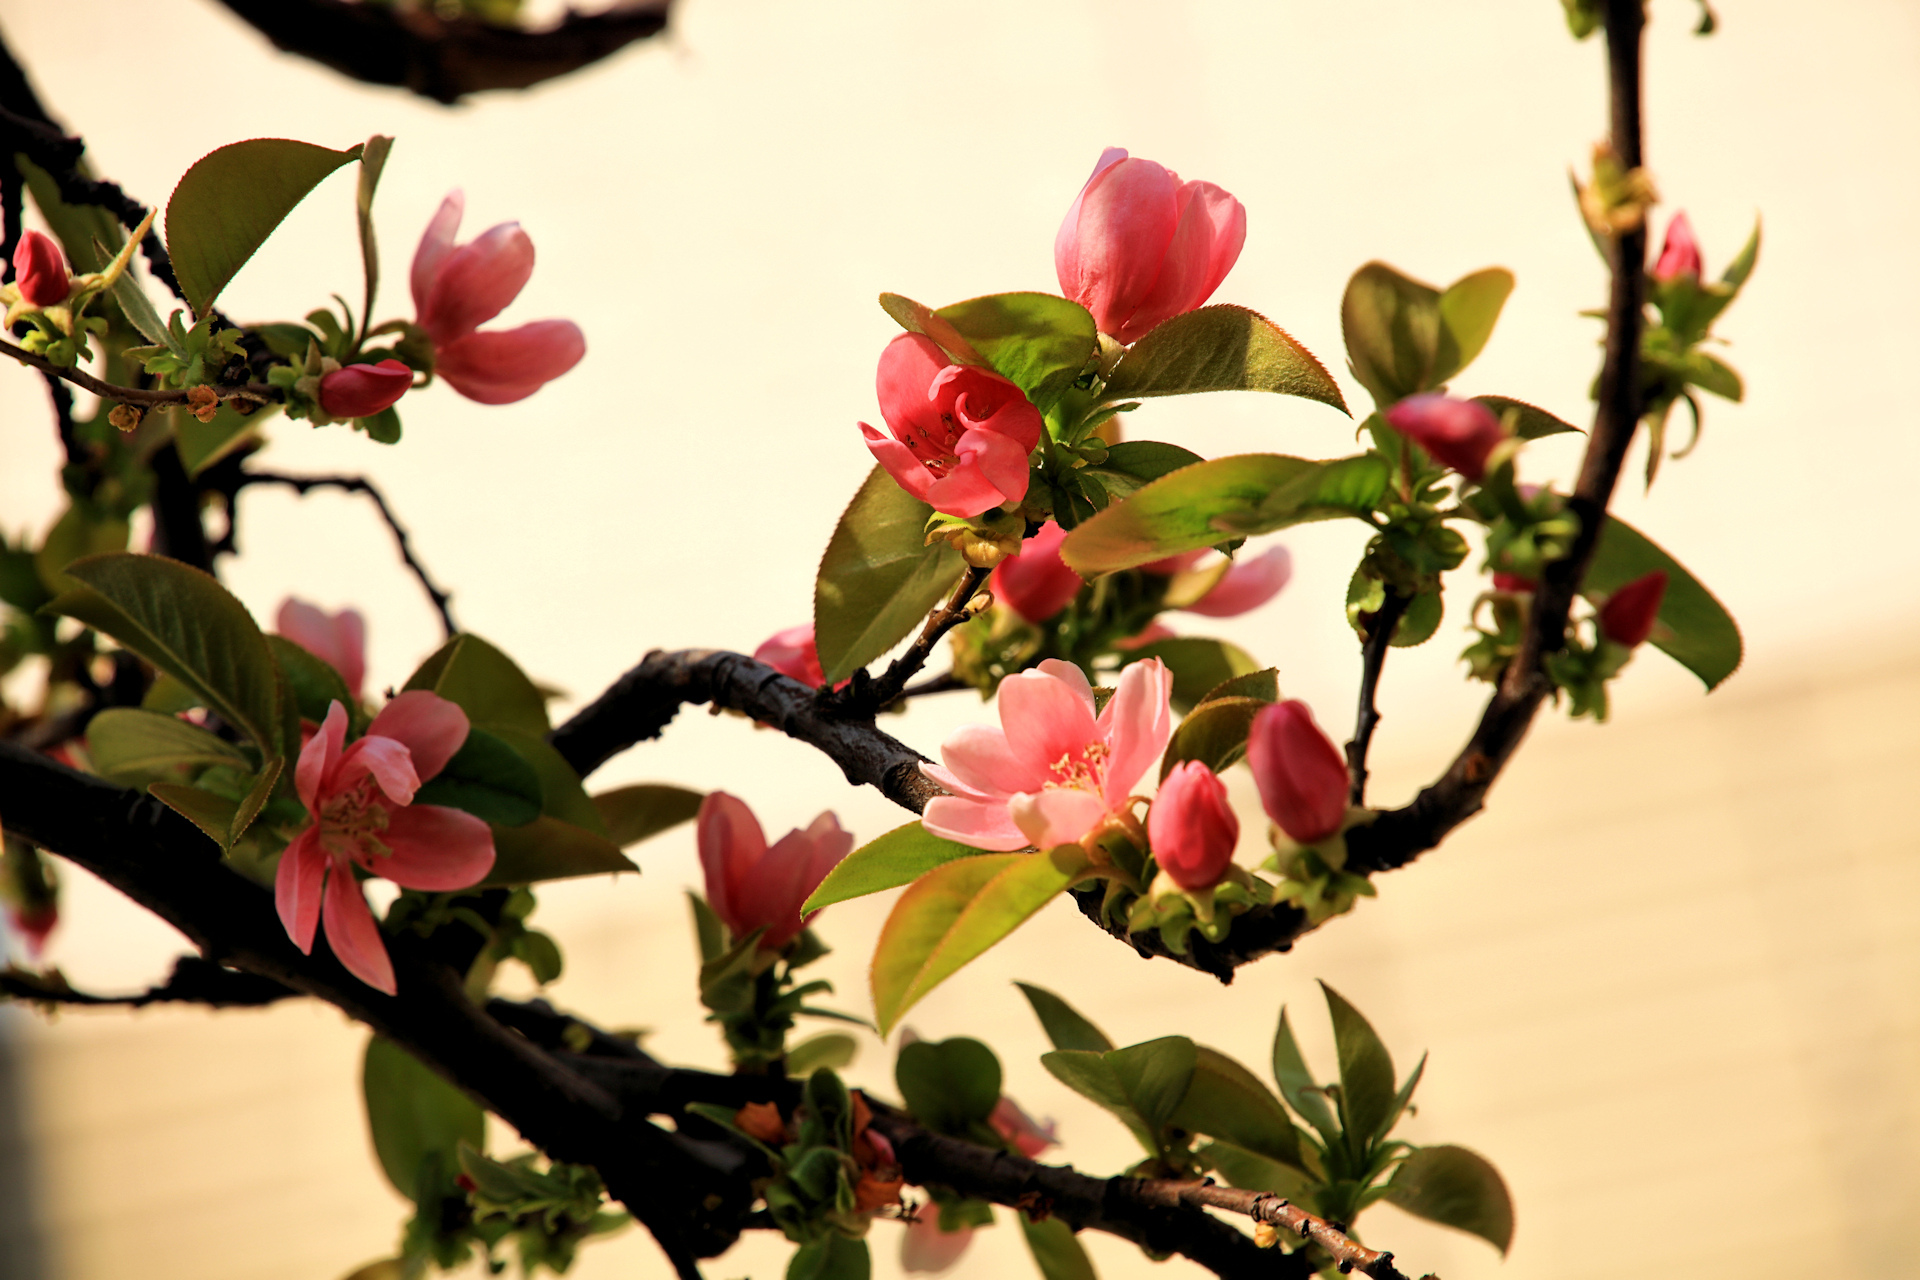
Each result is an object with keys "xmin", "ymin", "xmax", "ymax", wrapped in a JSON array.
[
  {"xmin": 241, "ymin": 470, "xmax": 458, "ymax": 638},
  {"xmin": 1142, "ymin": 1183, "xmax": 1425, "ymax": 1280},
  {"xmin": 1346, "ymin": 588, "xmax": 1411, "ymax": 806},
  {"xmin": 853, "ymin": 565, "xmax": 991, "ymax": 713},
  {"xmin": 898, "ymin": 670, "xmax": 966, "ymax": 700},
  {"xmin": 0, "ymin": 337, "xmax": 276, "ymax": 407},
  {"xmin": 0, "ymin": 955, "xmax": 297, "ymax": 1009}
]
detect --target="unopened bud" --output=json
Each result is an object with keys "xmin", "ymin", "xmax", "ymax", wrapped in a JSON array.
[
  {"xmin": 1246, "ymin": 701, "xmax": 1349, "ymax": 846},
  {"xmin": 1147, "ymin": 761, "xmax": 1240, "ymax": 890},
  {"xmin": 318, "ymin": 359, "xmax": 412, "ymax": 420},
  {"xmin": 1384, "ymin": 393, "xmax": 1508, "ymax": 482},
  {"xmin": 1599, "ymin": 570, "xmax": 1667, "ymax": 648},
  {"xmin": 1651, "ymin": 211, "xmax": 1703, "ymax": 282},
  {"xmin": 13, "ymin": 231, "xmax": 71, "ymax": 308}
]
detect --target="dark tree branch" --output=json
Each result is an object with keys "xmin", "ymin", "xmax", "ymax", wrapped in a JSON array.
[
  {"xmin": 845, "ymin": 565, "xmax": 990, "ymax": 714},
  {"xmin": 212, "ymin": 0, "xmax": 673, "ymax": 105},
  {"xmin": 149, "ymin": 444, "xmax": 215, "ymax": 572},
  {"xmin": 0, "ymin": 955, "xmax": 297, "ymax": 1009},
  {"xmin": 1346, "ymin": 588, "xmax": 1412, "ymax": 806},
  {"xmin": 0, "ymin": 338, "xmax": 275, "ymax": 408},
  {"xmin": 239, "ymin": 469, "xmax": 458, "ymax": 638}
]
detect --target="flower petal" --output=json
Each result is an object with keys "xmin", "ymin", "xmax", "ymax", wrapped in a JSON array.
[
  {"xmin": 862, "ymin": 423, "xmax": 938, "ymax": 504},
  {"xmin": 274, "ymin": 826, "xmax": 328, "ymax": 953},
  {"xmin": 1119, "ymin": 180, "xmax": 1245, "ymax": 343},
  {"xmin": 1053, "ymin": 146, "xmax": 1130, "ymax": 298},
  {"xmin": 436, "ymin": 320, "xmax": 586, "ymax": 405},
  {"xmin": 1010, "ymin": 788, "xmax": 1107, "ymax": 849},
  {"xmin": 1061, "ymin": 157, "xmax": 1180, "ymax": 338},
  {"xmin": 276, "ymin": 598, "xmax": 367, "ymax": 700},
  {"xmin": 337, "ymin": 734, "xmax": 421, "ymax": 806},
  {"xmin": 696, "ymin": 791, "xmax": 766, "ymax": 936},
  {"xmin": 922, "ymin": 795, "xmax": 1029, "ymax": 852},
  {"xmin": 374, "ymin": 805, "xmax": 497, "ymax": 890},
  {"xmin": 410, "ymin": 191, "xmax": 464, "ymax": 317},
  {"xmin": 920, "ymin": 463, "xmax": 1012, "ymax": 520},
  {"xmin": 952, "ymin": 424, "xmax": 1033, "ymax": 509},
  {"xmin": 368, "ymin": 690, "xmax": 470, "ymax": 783},
  {"xmin": 937, "ymin": 723, "xmax": 1033, "ymax": 798},
  {"xmin": 296, "ymin": 701, "xmax": 349, "ymax": 813},
  {"xmin": 322, "ymin": 867, "xmax": 397, "ymax": 994},
  {"xmin": 422, "ymin": 221, "xmax": 534, "ymax": 343},
  {"xmin": 997, "ymin": 663, "xmax": 1100, "ymax": 778},
  {"xmin": 1100, "ymin": 658, "xmax": 1174, "ymax": 806},
  {"xmin": 1183, "ymin": 545, "xmax": 1292, "ymax": 617},
  {"xmin": 902, "ymin": 1217, "xmax": 974, "ymax": 1274}
]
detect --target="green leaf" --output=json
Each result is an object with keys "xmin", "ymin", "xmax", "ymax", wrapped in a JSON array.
[
  {"xmin": 35, "ymin": 504, "xmax": 129, "ymax": 595},
  {"xmin": 413, "ymin": 727, "xmax": 542, "ymax": 827},
  {"xmin": 1720, "ymin": 217, "xmax": 1761, "ymax": 290},
  {"xmin": 103, "ymin": 252, "xmax": 180, "ymax": 355},
  {"xmin": 480, "ymin": 815, "xmax": 636, "ymax": 887},
  {"xmin": 1015, "ymin": 981, "xmax": 1114, "ymax": 1053},
  {"xmin": 787, "ymin": 1033, "xmax": 859, "ymax": 1077},
  {"xmin": 17, "ymin": 156, "xmax": 124, "ymax": 274},
  {"xmin": 1119, "ymin": 637, "xmax": 1259, "ymax": 714},
  {"xmin": 1321, "ymin": 982, "xmax": 1396, "ymax": 1152},
  {"xmin": 688, "ymin": 891, "xmax": 726, "ymax": 965},
  {"xmin": 1584, "ymin": 516, "xmax": 1742, "ymax": 689},
  {"xmin": 1159, "ymin": 693, "xmax": 1272, "ymax": 781},
  {"xmin": 1434, "ymin": 268, "xmax": 1515, "ymax": 385},
  {"xmin": 86, "ymin": 707, "xmax": 251, "ymax": 782},
  {"xmin": 1083, "ymin": 440, "xmax": 1205, "ymax": 503},
  {"xmin": 1103, "ymin": 305, "xmax": 1347, "ymax": 414},
  {"xmin": 1060, "ymin": 453, "xmax": 1387, "ymax": 575},
  {"xmin": 1341, "ymin": 262, "xmax": 1511, "ymax": 408},
  {"xmin": 1473, "ymin": 395, "xmax": 1583, "ymax": 440},
  {"xmin": 1041, "ymin": 1050, "xmax": 1158, "ymax": 1154},
  {"xmin": 814, "ymin": 465, "xmax": 967, "ymax": 685},
  {"xmin": 1384, "ymin": 1144, "xmax": 1515, "ymax": 1255},
  {"xmin": 355, "ymin": 135, "xmax": 394, "ymax": 336},
  {"xmin": 803, "ymin": 821, "xmax": 987, "ymax": 913},
  {"xmin": 362, "ymin": 1036, "xmax": 485, "ymax": 1203},
  {"xmin": 1200, "ymin": 1139, "xmax": 1318, "ymax": 1200},
  {"xmin": 490, "ymin": 727, "xmax": 607, "ymax": 834},
  {"xmin": 403, "ymin": 633, "xmax": 551, "ymax": 736},
  {"xmin": 265, "ymin": 635, "xmax": 354, "ymax": 724},
  {"xmin": 176, "ymin": 402, "xmax": 272, "ymax": 478},
  {"xmin": 1043, "ymin": 1037, "xmax": 1196, "ymax": 1159},
  {"xmin": 879, "ymin": 292, "xmax": 988, "ymax": 364},
  {"xmin": 1272, "ymin": 1008, "xmax": 1340, "ymax": 1144},
  {"xmin": 896, "ymin": 1037, "xmax": 1002, "ymax": 1135},
  {"xmin": 871, "ymin": 846, "xmax": 1092, "ymax": 1036},
  {"xmin": 787, "ymin": 1233, "xmax": 870, "ymax": 1280},
  {"xmin": 1019, "ymin": 1215, "xmax": 1098, "ymax": 1280},
  {"xmin": 148, "ymin": 782, "xmax": 241, "ymax": 847},
  {"xmin": 1170, "ymin": 1046, "xmax": 1305, "ymax": 1171},
  {"xmin": 1200, "ymin": 668, "xmax": 1280, "ymax": 704},
  {"xmin": 49, "ymin": 554, "xmax": 283, "ymax": 757},
  {"xmin": 1680, "ymin": 349, "xmax": 1743, "ymax": 401},
  {"xmin": 591, "ymin": 784, "xmax": 703, "ymax": 849},
  {"xmin": 165, "ymin": 138, "xmax": 363, "ymax": 318},
  {"xmin": 934, "ymin": 292, "xmax": 1099, "ymax": 413}
]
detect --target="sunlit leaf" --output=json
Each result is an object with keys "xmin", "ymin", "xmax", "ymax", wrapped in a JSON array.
[
  {"xmin": 1104, "ymin": 304, "xmax": 1347, "ymax": 414},
  {"xmin": 804, "ymin": 821, "xmax": 988, "ymax": 913},
  {"xmin": 814, "ymin": 465, "xmax": 966, "ymax": 685}
]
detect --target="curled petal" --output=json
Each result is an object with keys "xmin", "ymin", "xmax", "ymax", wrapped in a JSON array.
[
  {"xmin": 13, "ymin": 230, "xmax": 71, "ymax": 308},
  {"xmin": 367, "ymin": 690, "xmax": 470, "ymax": 783},
  {"xmin": 374, "ymin": 805, "xmax": 497, "ymax": 889},
  {"xmin": 410, "ymin": 191, "xmax": 465, "ymax": 317},
  {"xmin": 918, "ymin": 457, "xmax": 1012, "ymax": 519},
  {"xmin": 318, "ymin": 359, "xmax": 412, "ymax": 420},
  {"xmin": 274, "ymin": 827, "xmax": 328, "ymax": 953},
  {"xmin": 435, "ymin": 320, "xmax": 586, "ymax": 405},
  {"xmin": 1059, "ymin": 157, "xmax": 1181, "ymax": 337},
  {"xmin": 1052, "ymin": 146, "xmax": 1129, "ymax": 293},
  {"xmin": 297, "ymin": 701, "xmax": 350, "ymax": 813},
  {"xmin": 321, "ymin": 867, "xmax": 397, "ymax": 995},
  {"xmin": 1183, "ymin": 546, "xmax": 1292, "ymax": 618},
  {"xmin": 337, "ymin": 734, "xmax": 421, "ymax": 806},
  {"xmin": 862, "ymin": 424, "xmax": 939, "ymax": 504},
  {"xmin": 1099, "ymin": 658, "xmax": 1174, "ymax": 808},
  {"xmin": 421, "ymin": 221, "xmax": 534, "ymax": 344},
  {"xmin": 921, "ymin": 793, "xmax": 1029, "ymax": 852}
]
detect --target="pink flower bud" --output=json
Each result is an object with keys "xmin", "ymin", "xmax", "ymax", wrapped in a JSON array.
[
  {"xmin": 1651, "ymin": 212, "xmax": 1703, "ymax": 283},
  {"xmin": 989, "ymin": 1096, "xmax": 1059, "ymax": 1158},
  {"xmin": 990, "ymin": 522, "xmax": 1083, "ymax": 623},
  {"xmin": 8, "ymin": 903, "xmax": 56, "ymax": 959},
  {"xmin": 1384, "ymin": 393, "xmax": 1508, "ymax": 482},
  {"xmin": 276, "ymin": 598, "xmax": 368, "ymax": 700},
  {"xmin": 753, "ymin": 624, "xmax": 826, "ymax": 687},
  {"xmin": 13, "ymin": 230, "xmax": 70, "ymax": 307},
  {"xmin": 1055, "ymin": 148, "xmax": 1247, "ymax": 344},
  {"xmin": 1148, "ymin": 760, "xmax": 1240, "ymax": 890},
  {"xmin": 696, "ymin": 792, "xmax": 853, "ymax": 951},
  {"xmin": 1599, "ymin": 570, "xmax": 1667, "ymax": 648},
  {"xmin": 1246, "ymin": 701, "xmax": 1349, "ymax": 845},
  {"xmin": 1492, "ymin": 572, "xmax": 1537, "ymax": 593},
  {"xmin": 861, "ymin": 334, "xmax": 1043, "ymax": 518},
  {"xmin": 317, "ymin": 359, "xmax": 412, "ymax": 420}
]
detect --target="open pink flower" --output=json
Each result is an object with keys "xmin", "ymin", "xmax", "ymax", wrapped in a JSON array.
[
  {"xmin": 13, "ymin": 230, "xmax": 70, "ymax": 308},
  {"xmin": 276, "ymin": 693, "xmax": 496, "ymax": 994},
  {"xmin": 991, "ymin": 522, "xmax": 1083, "ymax": 623},
  {"xmin": 1652, "ymin": 211, "xmax": 1703, "ymax": 282},
  {"xmin": 1055, "ymin": 148, "xmax": 1247, "ymax": 345},
  {"xmin": 861, "ymin": 333, "xmax": 1043, "ymax": 518},
  {"xmin": 754, "ymin": 624, "xmax": 827, "ymax": 687},
  {"xmin": 1149, "ymin": 760, "xmax": 1240, "ymax": 890},
  {"xmin": 901, "ymin": 1215, "xmax": 974, "ymax": 1274},
  {"xmin": 276, "ymin": 598, "xmax": 368, "ymax": 701},
  {"xmin": 1246, "ymin": 701, "xmax": 1350, "ymax": 846},
  {"xmin": 922, "ymin": 658, "xmax": 1173, "ymax": 851},
  {"xmin": 319, "ymin": 359, "xmax": 412, "ymax": 420},
  {"xmin": 412, "ymin": 191, "xmax": 585, "ymax": 405},
  {"xmin": 696, "ymin": 792, "xmax": 853, "ymax": 951}
]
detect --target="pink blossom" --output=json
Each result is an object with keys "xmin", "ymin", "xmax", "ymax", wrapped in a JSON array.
[
  {"xmin": 1181, "ymin": 546, "xmax": 1292, "ymax": 617},
  {"xmin": 1384, "ymin": 393, "xmax": 1508, "ymax": 482},
  {"xmin": 1148, "ymin": 760, "xmax": 1240, "ymax": 890},
  {"xmin": 1652, "ymin": 211, "xmax": 1703, "ymax": 282},
  {"xmin": 990, "ymin": 522, "xmax": 1083, "ymax": 623},
  {"xmin": 13, "ymin": 230, "xmax": 70, "ymax": 308},
  {"xmin": 696, "ymin": 792, "xmax": 853, "ymax": 951},
  {"xmin": 901, "ymin": 1215, "xmax": 974, "ymax": 1274},
  {"xmin": 411, "ymin": 191, "xmax": 585, "ymax": 405},
  {"xmin": 1055, "ymin": 148, "xmax": 1247, "ymax": 345},
  {"xmin": 276, "ymin": 598, "xmax": 368, "ymax": 701},
  {"xmin": 754, "ymin": 624, "xmax": 827, "ymax": 688},
  {"xmin": 989, "ymin": 1096, "xmax": 1059, "ymax": 1158},
  {"xmin": 1115, "ymin": 621, "xmax": 1177, "ymax": 651},
  {"xmin": 1245, "ymin": 701, "xmax": 1350, "ymax": 846},
  {"xmin": 275, "ymin": 694, "xmax": 496, "ymax": 994},
  {"xmin": 318, "ymin": 359, "xmax": 412, "ymax": 420},
  {"xmin": 1599, "ymin": 570, "xmax": 1667, "ymax": 648},
  {"xmin": 861, "ymin": 334, "xmax": 1043, "ymax": 518},
  {"xmin": 1492, "ymin": 572, "xmax": 1537, "ymax": 594},
  {"xmin": 921, "ymin": 658, "xmax": 1173, "ymax": 851}
]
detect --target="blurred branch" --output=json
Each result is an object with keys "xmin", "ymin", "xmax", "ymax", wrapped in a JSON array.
[
  {"xmin": 0, "ymin": 955, "xmax": 297, "ymax": 1009},
  {"xmin": 212, "ymin": 0, "xmax": 673, "ymax": 105},
  {"xmin": 0, "ymin": 338, "xmax": 275, "ymax": 408}
]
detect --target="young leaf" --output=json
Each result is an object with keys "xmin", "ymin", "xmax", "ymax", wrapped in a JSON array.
[
  {"xmin": 1384, "ymin": 1144, "xmax": 1515, "ymax": 1255},
  {"xmin": 404, "ymin": 633, "xmax": 552, "ymax": 737},
  {"xmin": 814, "ymin": 465, "xmax": 967, "ymax": 685},
  {"xmin": 1082, "ymin": 440, "xmax": 1205, "ymax": 503},
  {"xmin": 1102, "ymin": 304, "xmax": 1347, "ymax": 414},
  {"xmin": 1019, "ymin": 1215, "xmax": 1098, "ymax": 1280},
  {"xmin": 871, "ymin": 846, "xmax": 1092, "ymax": 1036},
  {"xmin": 165, "ymin": 138, "xmax": 364, "ymax": 317},
  {"xmin": 1321, "ymin": 982, "xmax": 1396, "ymax": 1155},
  {"xmin": 1342, "ymin": 262, "xmax": 1444, "ymax": 408},
  {"xmin": 688, "ymin": 891, "xmax": 726, "ymax": 965},
  {"xmin": 787, "ymin": 1033, "xmax": 859, "ymax": 1077},
  {"xmin": 1169, "ymin": 1046, "xmax": 1306, "ymax": 1171},
  {"xmin": 480, "ymin": 816, "xmax": 636, "ymax": 886},
  {"xmin": 803, "ymin": 821, "xmax": 988, "ymax": 913},
  {"xmin": 1158, "ymin": 693, "xmax": 1273, "ymax": 781},
  {"xmin": 1040, "ymin": 1050, "xmax": 1159, "ymax": 1154},
  {"xmin": 787, "ymin": 1232, "xmax": 871, "ymax": 1280},
  {"xmin": 86, "ymin": 708, "xmax": 250, "ymax": 782},
  {"xmin": 362, "ymin": 1035, "xmax": 485, "ymax": 1202},
  {"xmin": 896, "ymin": 1037, "xmax": 1002, "ymax": 1135},
  {"xmin": 878, "ymin": 292, "xmax": 988, "ymax": 365},
  {"xmin": 355, "ymin": 135, "xmax": 394, "ymax": 337},
  {"xmin": 591, "ymin": 784, "xmax": 703, "ymax": 849},
  {"xmin": 1015, "ymin": 981, "xmax": 1114, "ymax": 1053},
  {"xmin": 934, "ymin": 292, "xmax": 1099, "ymax": 413},
  {"xmin": 1584, "ymin": 516, "xmax": 1742, "ymax": 689},
  {"xmin": 1434, "ymin": 268, "xmax": 1515, "ymax": 385},
  {"xmin": 1472, "ymin": 395, "xmax": 1583, "ymax": 439},
  {"xmin": 1272, "ymin": 1008, "xmax": 1340, "ymax": 1144},
  {"xmin": 1119, "ymin": 637, "xmax": 1259, "ymax": 713},
  {"xmin": 412, "ymin": 727, "xmax": 543, "ymax": 827},
  {"xmin": 1042, "ymin": 1036, "xmax": 1196, "ymax": 1159}
]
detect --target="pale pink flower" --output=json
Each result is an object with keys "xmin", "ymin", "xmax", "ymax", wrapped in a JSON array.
[
  {"xmin": 990, "ymin": 521, "xmax": 1083, "ymax": 623},
  {"xmin": 901, "ymin": 1215, "xmax": 974, "ymax": 1274},
  {"xmin": 276, "ymin": 694, "xmax": 496, "ymax": 994},
  {"xmin": 861, "ymin": 333, "xmax": 1043, "ymax": 518},
  {"xmin": 921, "ymin": 658, "xmax": 1173, "ymax": 851},
  {"xmin": 989, "ymin": 1096, "xmax": 1059, "ymax": 1158},
  {"xmin": 696, "ymin": 792, "xmax": 853, "ymax": 951},
  {"xmin": 411, "ymin": 191, "xmax": 585, "ymax": 405},
  {"xmin": 753, "ymin": 624, "xmax": 827, "ymax": 688},
  {"xmin": 276, "ymin": 598, "xmax": 368, "ymax": 701},
  {"xmin": 1055, "ymin": 148, "xmax": 1247, "ymax": 344}
]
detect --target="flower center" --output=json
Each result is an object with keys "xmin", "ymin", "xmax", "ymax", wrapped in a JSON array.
[
  {"xmin": 317, "ymin": 776, "xmax": 393, "ymax": 861},
  {"xmin": 1045, "ymin": 741, "xmax": 1109, "ymax": 793}
]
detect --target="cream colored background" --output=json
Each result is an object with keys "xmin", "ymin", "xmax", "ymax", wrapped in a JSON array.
[{"xmin": 0, "ymin": 0, "xmax": 1917, "ymax": 1277}]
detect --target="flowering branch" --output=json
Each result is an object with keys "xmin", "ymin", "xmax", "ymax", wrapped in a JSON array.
[
  {"xmin": 0, "ymin": 336, "xmax": 276, "ymax": 408},
  {"xmin": 1345, "ymin": 587, "xmax": 1413, "ymax": 805}
]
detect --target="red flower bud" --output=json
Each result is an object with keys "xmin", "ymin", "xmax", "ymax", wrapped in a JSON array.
[
  {"xmin": 1651, "ymin": 212, "xmax": 1703, "ymax": 283},
  {"xmin": 1383, "ymin": 393, "xmax": 1508, "ymax": 482},
  {"xmin": 990, "ymin": 522, "xmax": 1083, "ymax": 623},
  {"xmin": 1492, "ymin": 572, "xmax": 1537, "ymax": 593},
  {"xmin": 1148, "ymin": 760, "xmax": 1240, "ymax": 890},
  {"xmin": 1599, "ymin": 570, "xmax": 1667, "ymax": 648},
  {"xmin": 318, "ymin": 359, "xmax": 412, "ymax": 419},
  {"xmin": 1245, "ymin": 701, "xmax": 1349, "ymax": 845},
  {"xmin": 13, "ymin": 230, "xmax": 71, "ymax": 307}
]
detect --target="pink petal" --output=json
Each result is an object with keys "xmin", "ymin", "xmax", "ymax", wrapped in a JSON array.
[
  {"xmin": 754, "ymin": 624, "xmax": 825, "ymax": 687},
  {"xmin": 1118, "ymin": 181, "xmax": 1246, "ymax": 343},
  {"xmin": 1053, "ymin": 146, "xmax": 1130, "ymax": 295},
  {"xmin": 696, "ymin": 792, "xmax": 766, "ymax": 936},
  {"xmin": 274, "ymin": 826, "xmax": 328, "ymax": 953},
  {"xmin": 952, "ymin": 425, "xmax": 1034, "ymax": 509},
  {"xmin": 997, "ymin": 664, "xmax": 1100, "ymax": 779},
  {"xmin": 276, "ymin": 599, "xmax": 367, "ymax": 700},
  {"xmin": 367, "ymin": 690, "xmax": 470, "ymax": 783},
  {"xmin": 422, "ymin": 221, "xmax": 534, "ymax": 344},
  {"xmin": 1099, "ymin": 659, "xmax": 1174, "ymax": 807},
  {"xmin": 922, "ymin": 795, "xmax": 1029, "ymax": 852},
  {"xmin": 750, "ymin": 826, "xmax": 826, "ymax": 949},
  {"xmin": 921, "ymin": 462, "xmax": 1014, "ymax": 519},
  {"xmin": 296, "ymin": 702, "xmax": 349, "ymax": 813},
  {"xmin": 876, "ymin": 333, "xmax": 954, "ymax": 444},
  {"xmin": 938, "ymin": 724, "xmax": 1033, "ymax": 798},
  {"xmin": 1010, "ymin": 787, "xmax": 1108, "ymax": 849},
  {"xmin": 862, "ymin": 425, "xmax": 938, "ymax": 504},
  {"xmin": 337, "ymin": 734, "xmax": 421, "ymax": 806},
  {"xmin": 902, "ymin": 1217, "xmax": 974, "ymax": 1274},
  {"xmin": 920, "ymin": 761, "xmax": 996, "ymax": 804},
  {"xmin": 1061, "ymin": 158, "xmax": 1180, "ymax": 338},
  {"xmin": 410, "ymin": 191, "xmax": 464, "ymax": 318},
  {"xmin": 1183, "ymin": 546, "xmax": 1292, "ymax": 617},
  {"xmin": 321, "ymin": 868, "xmax": 397, "ymax": 995},
  {"xmin": 436, "ymin": 320, "xmax": 586, "ymax": 405},
  {"xmin": 373, "ymin": 805, "xmax": 497, "ymax": 890}
]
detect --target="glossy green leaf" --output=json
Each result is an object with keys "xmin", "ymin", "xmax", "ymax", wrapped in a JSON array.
[
  {"xmin": 591, "ymin": 784, "xmax": 703, "ymax": 849},
  {"xmin": 1016, "ymin": 981, "xmax": 1114, "ymax": 1053},
  {"xmin": 50, "ymin": 554, "xmax": 283, "ymax": 757},
  {"xmin": 1272, "ymin": 1008, "xmax": 1340, "ymax": 1144},
  {"xmin": 1170, "ymin": 1045, "xmax": 1305, "ymax": 1170},
  {"xmin": 787, "ymin": 1232, "xmax": 870, "ymax": 1280},
  {"xmin": 1473, "ymin": 395, "xmax": 1583, "ymax": 439},
  {"xmin": 490, "ymin": 727, "xmax": 607, "ymax": 834},
  {"xmin": 1200, "ymin": 1139, "xmax": 1318, "ymax": 1200},
  {"xmin": 1019, "ymin": 1215, "xmax": 1098, "ymax": 1280},
  {"xmin": 355, "ymin": 135, "xmax": 393, "ymax": 334},
  {"xmin": 1342, "ymin": 262, "xmax": 1512, "ymax": 408},
  {"xmin": 896, "ymin": 1037, "xmax": 1002, "ymax": 1135},
  {"xmin": 165, "ymin": 138, "xmax": 363, "ymax": 317},
  {"xmin": 480, "ymin": 815, "xmax": 636, "ymax": 887},
  {"xmin": 1201, "ymin": 668, "xmax": 1280, "ymax": 705},
  {"xmin": 1384, "ymin": 1144, "xmax": 1515, "ymax": 1255},
  {"xmin": 1584, "ymin": 516, "xmax": 1742, "ymax": 689},
  {"xmin": 1104, "ymin": 304, "xmax": 1347, "ymax": 414},
  {"xmin": 1322, "ymin": 982, "xmax": 1396, "ymax": 1151},
  {"xmin": 1159, "ymin": 693, "xmax": 1271, "ymax": 781},
  {"xmin": 1041, "ymin": 1037, "xmax": 1197, "ymax": 1158},
  {"xmin": 814, "ymin": 465, "xmax": 967, "ymax": 685},
  {"xmin": 934, "ymin": 292, "xmax": 1099, "ymax": 412},
  {"xmin": 413, "ymin": 727, "xmax": 542, "ymax": 827},
  {"xmin": 1060, "ymin": 453, "xmax": 1387, "ymax": 575},
  {"xmin": 1083, "ymin": 440, "xmax": 1205, "ymax": 503},
  {"xmin": 787, "ymin": 1033, "xmax": 859, "ymax": 1077},
  {"xmin": 871, "ymin": 846, "xmax": 1091, "ymax": 1036},
  {"xmin": 1434, "ymin": 268, "xmax": 1515, "ymax": 384},
  {"xmin": 265, "ymin": 635, "xmax": 354, "ymax": 725},
  {"xmin": 804, "ymin": 821, "xmax": 988, "ymax": 913},
  {"xmin": 403, "ymin": 633, "xmax": 551, "ymax": 736},
  {"xmin": 86, "ymin": 708, "xmax": 250, "ymax": 782},
  {"xmin": 1119, "ymin": 637, "xmax": 1259, "ymax": 713},
  {"xmin": 362, "ymin": 1035, "xmax": 485, "ymax": 1202}
]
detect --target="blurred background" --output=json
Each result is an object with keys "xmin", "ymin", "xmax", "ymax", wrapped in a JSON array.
[{"xmin": 0, "ymin": 0, "xmax": 1917, "ymax": 1277}]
